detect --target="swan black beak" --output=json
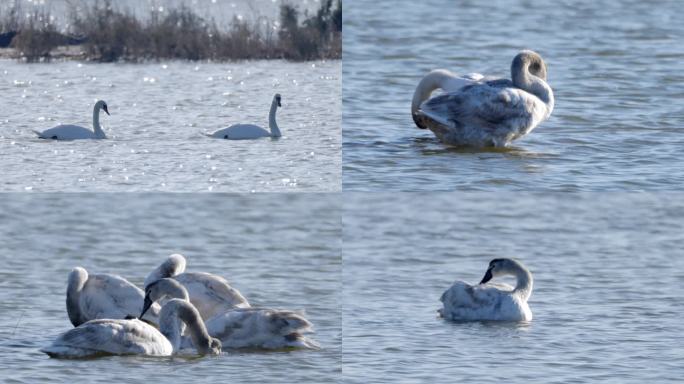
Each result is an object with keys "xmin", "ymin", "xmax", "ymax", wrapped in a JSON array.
[
  {"xmin": 139, "ymin": 296, "xmax": 152, "ymax": 319},
  {"xmin": 479, "ymin": 269, "xmax": 493, "ymax": 285},
  {"xmin": 412, "ymin": 112, "xmax": 427, "ymax": 129},
  {"xmin": 103, "ymin": 105, "xmax": 110, "ymax": 115},
  {"xmin": 277, "ymin": 100, "xmax": 282, "ymax": 107}
]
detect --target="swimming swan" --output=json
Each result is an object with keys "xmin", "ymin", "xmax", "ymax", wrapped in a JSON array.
[
  {"xmin": 34, "ymin": 100, "xmax": 110, "ymax": 140},
  {"xmin": 208, "ymin": 93, "xmax": 282, "ymax": 139},
  {"xmin": 439, "ymin": 258, "xmax": 533, "ymax": 321},
  {"xmin": 144, "ymin": 254, "xmax": 250, "ymax": 320},
  {"xmin": 42, "ymin": 299, "xmax": 221, "ymax": 358},
  {"xmin": 412, "ymin": 50, "xmax": 554, "ymax": 147},
  {"xmin": 66, "ymin": 267, "xmax": 161, "ymax": 327},
  {"xmin": 141, "ymin": 278, "xmax": 318, "ymax": 350}
]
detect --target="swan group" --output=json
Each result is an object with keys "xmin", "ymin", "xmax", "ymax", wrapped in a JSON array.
[
  {"xmin": 439, "ymin": 258, "xmax": 533, "ymax": 322},
  {"xmin": 412, "ymin": 50, "xmax": 554, "ymax": 147},
  {"xmin": 42, "ymin": 253, "xmax": 318, "ymax": 358},
  {"xmin": 32, "ymin": 94, "xmax": 285, "ymax": 140}
]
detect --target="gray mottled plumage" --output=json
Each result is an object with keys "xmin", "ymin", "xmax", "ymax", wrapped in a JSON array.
[{"xmin": 415, "ymin": 50, "xmax": 554, "ymax": 147}]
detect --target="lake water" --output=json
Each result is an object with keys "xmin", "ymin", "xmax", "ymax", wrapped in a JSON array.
[
  {"xmin": 343, "ymin": 193, "xmax": 684, "ymax": 383},
  {"xmin": 0, "ymin": 60, "xmax": 341, "ymax": 192},
  {"xmin": 343, "ymin": 0, "xmax": 684, "ymax": 191},
  {"xmin": 0, "ymin": 194, "xmax": 341, "ymax": 383}
]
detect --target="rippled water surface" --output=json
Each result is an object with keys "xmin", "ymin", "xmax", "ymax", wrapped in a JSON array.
[
  {"xmin": 343, "ymin": 193, "xmax": 684, "ymax": 383},
  {"xmin": 0, "ymin": 60, "xmax": 340, "ymax": 191},
  {"xmin": 343, "ymin": 0, "xmax": 684, "ymax": 190},
  {"xmin": 0, "ymin": 194, "xmax": 341, "ymax": 383}
]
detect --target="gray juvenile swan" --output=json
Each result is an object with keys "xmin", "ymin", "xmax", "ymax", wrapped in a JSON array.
[
  {"xmin": 439, "ymin": 258, "xmax": 533, "ymax": 321},
  {"xmin": 42, "ymin": 299, "xmax": 222, "ymax": 358},
  {"xmin": 412, "ymin": 51, "xmax": 554, "ymax": 147},
  {"xmin": 141, "ymin": 278, "xmax": 319, "ymax": 349},
  {"xmin": 66, "ymin": 267, "xmax": 160, "ymax": 327},
  {"xmin": 207, "ymin": 94, "xmax": 282, "ymax": 139},
  {"xmin": 144, "ymin": 254, "xmax": 250, "ymax": 320},
  {"xmin": 34, "ymin": 100, "xmax": 110, "ymax": 140}
]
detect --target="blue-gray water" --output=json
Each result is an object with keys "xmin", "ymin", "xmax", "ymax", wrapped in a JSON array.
[
  {"xmin": 343, "ymin": 193, "xmax": 684, "ymax": 383},
  {"xmin": 0, "ymin": 194, "xmax": 341, "ymax": 383},
  {"xmin": 343, "ymin": 0, "xmax": 684, "ymax": 191},
  {"xmin": 0, "ymin": 60, "xmax": 341, "ymax": 192}
]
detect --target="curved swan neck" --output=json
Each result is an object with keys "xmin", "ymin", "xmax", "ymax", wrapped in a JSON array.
[
  {"xmin": 511, "ymin": 54, "xmax": 554, "ymax": 115},
  {"xmin": 92, "ymin": 104, "xmax": 106, "ymax": 139},
  {"xmin": 411, "ymin": 70, "xmax": 455, "ymax": 115},
  {"xmin": 268, "ymin": 99, "xmax": 281, "ymax": 137},
  {"xmin": 178, "ymin": 304, "xmax": 215, "ymax": 354},
  {"xmin": 66, "ymin": 267, "xmax": 88, "ymax": 326},
  {"xmin": 160, "ymin": 300, "xmax": 214, "ymax": 354},
  {"xmin": 512, "ymin": 264, "xmax": 533, "ymax": 301}
]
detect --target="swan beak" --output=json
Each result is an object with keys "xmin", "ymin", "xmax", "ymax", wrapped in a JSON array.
[
  {"xmin": 277, "ymin": 100, "xmax": 282, "ymax": 107},
  {"xmin": 479, "ymin": 269, "xmax": 493, "ymax": 285},
  {"xmin": 412, "ymin": 112, "xmax": 427, "ymax": 129},
  {"xmin": 139, "ymin": 296, "xmax": 152, "ymax": 319},
  {"xmin": 103, "ymin": 105, "xmax": 110, "ymax": 115}
]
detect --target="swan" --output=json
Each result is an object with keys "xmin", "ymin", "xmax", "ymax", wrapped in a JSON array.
[
  {"xmin": 141, "ymin": 278, "xmax": 319, "ymax": 350},
  {"xmin": 41, "ymin": 299, "xmax": 221, "ymax": 358},
  {"xmin": 412, "ymin": 50, "xmax": 554, "ymax": 147},
  {"xmin": 66, "ymin": 267, "xmax": 160, "ymax": 327},
  {"xmin": 34, "ymin": 100, "xmax": 110, "ymax": 140},
  {"xmin": 438, "ymin": 258, "xmax": 533, "ymax": 322},
  {"xmin": 207, "ymin": 93, "xmax": 282, "ymax": 139},
  {"xmin": 144, "ymin": 254, "xmax": 250, "ymax": 320}
]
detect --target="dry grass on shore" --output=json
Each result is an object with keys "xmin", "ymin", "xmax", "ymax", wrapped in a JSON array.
[{"xmin": 0, "ymin": 0, "xmax": 341, "ymax": 62}]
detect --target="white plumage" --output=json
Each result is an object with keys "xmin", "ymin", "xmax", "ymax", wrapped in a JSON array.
[
  {"xmin": 34, "ymin": 100, "xmax": 110, "ymax": 140},
  {"xmin": 208, "ymin": 93, "xmax": 282, "ymax": 139},
  {"xmin": 439, "ymin": 258, "xmax": 533, "ymax": 322}
]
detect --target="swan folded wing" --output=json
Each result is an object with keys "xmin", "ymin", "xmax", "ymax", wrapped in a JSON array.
[
  {"xmin": 86, "ymin": 275, "xmax": 154, "ymax": 320},
  {"xmin": 419, "ymin": 82, "xmax": 530, "ymax": 133},
  {"xmin": 176, "ymin": 273, "xmax": 249, "ymax": 319},
  {"xmin": 45, "ymin": 319, "xmax": 162, "ymax": 356},
  {"xmin": 38, "ymin": 125, "xmax": 95, "ymax": 140},
  {"xmin": 440, "ymin": 281, "xmax": 515, "ymax": 320}
]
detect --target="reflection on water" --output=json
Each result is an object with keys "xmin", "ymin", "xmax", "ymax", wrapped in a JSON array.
[{"xmin": 343, "ymin": 0, "xmax": 684, "ymax": 190}]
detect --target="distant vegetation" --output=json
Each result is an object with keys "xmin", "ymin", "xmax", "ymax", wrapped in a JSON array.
[{"xmin": 0, "ymin": 0, "xmax": 341, "ymax": 62}]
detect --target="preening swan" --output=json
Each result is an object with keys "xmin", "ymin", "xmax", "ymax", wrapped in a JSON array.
[
  {"xmin": 144, "ymin": 254, "xmax": 250, "ymax": 320},
  {"xmin": 66, "ymin": 267, "xmax": 160, "ymax": 327},
  {"xmin": 439, "ymin": 258, "xmax": 533, "ymax": 321},
  {"xmin": 34, "ymin": 100, "xmax": 110, "ymax": 140},
  {"xmin": 141, "ymin": 278, "xmax": 318, "ymax": 350},
  {"xmin": 42, "ymin": 299, "xmax": 222, "ymax": 358},
  {"xmin": 413, "ymin": 50, "xmax": 554, "ymax": 147},
  {"xmin": 208, "ymin": 93, "xmax": 282, "ymax": 139}
]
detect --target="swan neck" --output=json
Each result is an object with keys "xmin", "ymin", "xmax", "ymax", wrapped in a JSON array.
[
  {"xmin": 178, "ymin": 304, "xmax": 214, "ymax": 354},
  {"xmin": 411, "ymin": 70, "xmax": 452, "ymax": 114},
  {"xmin": 513, "ymin": 266, "xmax": 533, "ymax": 301},
  {"xmin": 269, "ymin": 100, "xmax": 281, "ymax": 137},
  {"xmin": 66, "ymin": 269, "xmax": 88, "ymax": 327},
  {"xmin": 512, "ymin": 60, "xmax": 554, "ymax": 115},
  {"xmin": 92, "ymin": 104, "xmax": 105, "ymax": 139}
]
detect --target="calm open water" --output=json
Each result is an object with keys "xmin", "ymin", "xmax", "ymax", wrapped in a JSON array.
[
  {"xmin": 0, "ymin": 194, "xmax": 341, "ymax": 383},
  {"xmin": 343, "ymin": 193, "xmax": 684, "ymax": 383},
  {"xmin": 343, "ymin": 0, "xmax": 684, "ymax": 191},
  {"xmin": 0, "ymin": 60, "xmax": 340, "ymax": 192}
]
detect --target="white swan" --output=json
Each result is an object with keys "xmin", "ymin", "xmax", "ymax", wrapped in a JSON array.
[
  {"xmin": 412, "ymin": 50, "xmax": 554, "ymax": 147},
  {"xmin": 34, "ymin": 100, "xmax": 110, "ymax": 140},
  {"xmin": 207, "ymin": 94, "xmax": 282, "ymax": 139},
  {"xmin": 439, "ymin": 258, "xmax": 533, "ymax": 321},
  {"xmin": 42, "ymin": 299, "xmax": 221, "ymax": 358},
  {"xmin": 66, "ymin": 267, "xmax": 160, "ymax": 327},
  {"xmin": 141, "ymin": 278, "xmax": 318, "ymax": 350},
  {"xmin": 144, "ymin": 254, "xmax": 250, "ymax": 320}
]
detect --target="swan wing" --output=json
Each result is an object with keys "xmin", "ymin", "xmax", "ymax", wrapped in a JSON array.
[
  {"xmin": 203, "ymin": 307, "xmax": 317, "ymax": 349},
  {"xmin": 37, "ymin": 125, "xmax": 96, "ymax": 140},
  {"xmin": 439, "ymin": 281, "xmax": 517, "ymax": 320},
  {"xmin": 175, "ymin": 272, "xmax": 250, "ymax": 319},
  {"xmin": 42, "ymin": 319, "xmax": 170, "ymax": 357},
  {"xmin": 212, "ymin": 124, "xmax": 270, "ymax": 139},
  {"xmin": 84, "ymin": 274, "xmax": 159, "ymax": 322}
]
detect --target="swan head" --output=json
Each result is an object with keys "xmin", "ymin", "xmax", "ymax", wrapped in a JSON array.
[
  {"xmin": 271, "ymin": 310, "xmax": 314, "ymax": 335},
  {"xmin": 95, "ymin": 100, "xmax": 110, "ymax": 115},
  {"xmin": 274, "ymin": 93, "xmax": 282, "ymax": 107},
  {"xmin": 140, "ymin": 278, "xmax": 189, "ymax": 319},
  {"xmin": 479, "ymin": 258, "xmax": 524, "ymax": 284},
  {"xmin": 511, "ymin": 50, "xmax": 547, "ymax": 81},
  {"xmin": 144, "ymin": 254, "xmax": 187, "ymax": 288}
]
